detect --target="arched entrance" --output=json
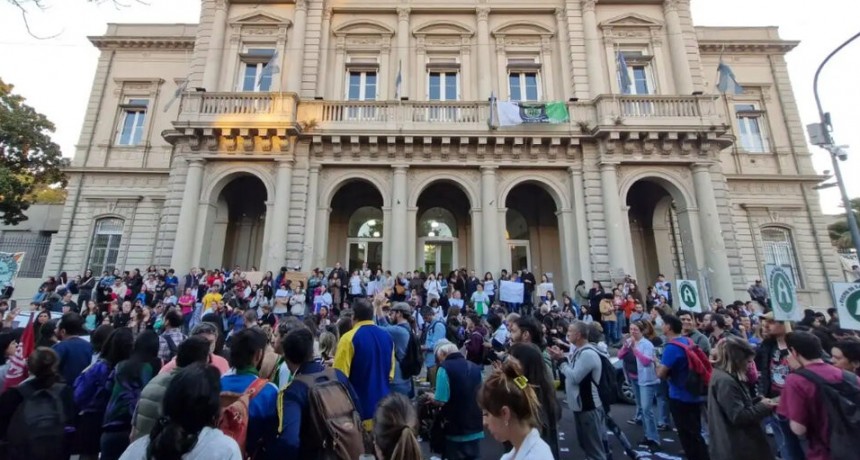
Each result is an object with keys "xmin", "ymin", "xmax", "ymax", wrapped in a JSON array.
[
  {"xmin": 329, "ymin": 180, "xmax": 385, "ymax": 272},
  {"xmin": 207, "ymin": 175, "xmax": 268, "ymax": 269},
  {"xmin": 505, "ymin": 183, "xmax": 561, "ymax": 282},
  {"xmin": 415, "ymin": 181, "xmax": 472, "ymax": 275}
]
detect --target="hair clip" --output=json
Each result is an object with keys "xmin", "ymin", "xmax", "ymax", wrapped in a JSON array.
[{"xmin": 513, "ymin": 375, "xmax": 529, "ymax": 390}]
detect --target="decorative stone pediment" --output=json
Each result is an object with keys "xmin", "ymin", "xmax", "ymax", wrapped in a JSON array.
[
  {"xmin": 413, "ymin": 21, "xmax": 474, "ymax": 38},
  {"xmin": 599, "ymin": 13, "xmax": 663, "ymax": 30},
  {"xmin": 333, "ymin": 19, "xmax": 395, "ymax": 37},
  {"xmin": 491, "ymin": 21, "xmax": 553, "ymax": 38},
  {"xmin": 229, "ymin": 12, "xmax": 291, "ymax": 26}
]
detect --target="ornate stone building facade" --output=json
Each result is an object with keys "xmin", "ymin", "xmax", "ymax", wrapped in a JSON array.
[{"xmin": 44, "ymin": 0, "xmax": 842, "ymax": 306}]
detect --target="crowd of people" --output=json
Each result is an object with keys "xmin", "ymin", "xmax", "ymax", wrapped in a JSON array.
[{"xmin": 0, "ymin": 263, "xmax": 858, "ymax": 460}]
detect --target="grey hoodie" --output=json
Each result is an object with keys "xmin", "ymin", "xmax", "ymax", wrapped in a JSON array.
[{"xmin": 559, "ymin": 343, "xmax": 606, "ymax": 412}]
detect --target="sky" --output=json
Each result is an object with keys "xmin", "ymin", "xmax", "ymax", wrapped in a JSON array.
[{"xmin": 0, "ymin": 0, "xmax": 857, "ymax": 215}]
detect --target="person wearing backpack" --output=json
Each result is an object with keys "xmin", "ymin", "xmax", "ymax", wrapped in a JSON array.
[
  {"xmin": 374, "ymin": 300, "xmax": 418, "ymax": 397},
  {"xmin": 157, "ymin": 310, "xmax": 187, "ymax": 362},
  {"xmin": 219, "ymin": 327, "xmax": 279, "ymax": 458},
  {"xmin": 0, "ymin": 347, "xmax": 76, "ymax": 460},
  {"xmin": 656, "ymin": 314, "xmax": 710, "ymax": 460},
  {"xmin": 420, "ymin": 306, "xmax": 447, "ymax": 388},
  {"xmin": 547, "ymin": 321, "xmax": 607, "ymax": 460},
  {"xmin": 270, "ymin": 327, "xmax": 363, "ymax": 459},
  {"xmin": 778, "ymin": 330, "xmax": 860, "ymax": 460}
]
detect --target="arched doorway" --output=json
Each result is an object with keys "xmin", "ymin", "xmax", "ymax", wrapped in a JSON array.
[
  {"xmin": 208, "ymin": 175, "xmax": 268, "ymax": 269},
  {"xmin": 416, "ymin": 181, "xmax": 472, "ymax": 275},
  {"xmin": 505, "ymin": 183, "xmax": 561, "ymax": 282},
  {"xmin": 329, "ymin": 180, "xmax": 385, "ymax": 272},
  {"xmin": 626, "ymin": 180, "xmax": 692, "ymax": 286}
]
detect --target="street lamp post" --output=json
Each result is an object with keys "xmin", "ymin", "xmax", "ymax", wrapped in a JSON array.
[{"xmin": 809, "ymin": 31, "xmax": 860, "ymax": 257}]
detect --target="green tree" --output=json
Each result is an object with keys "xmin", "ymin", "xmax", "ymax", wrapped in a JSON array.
[
  {"xmin": 827, "ymin": 198, "xmax": 860, "ymax": 250},
  {"xmin": 0, "ymin": 78, "xmax": 66, "ymax": 225}
]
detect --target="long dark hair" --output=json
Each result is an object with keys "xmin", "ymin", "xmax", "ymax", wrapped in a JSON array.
[
  {"xmin": 101, "ymin": 327, "xmax": 134, "ymax": 367},
  {"xmin": 119, "ymin": 330, "xmax": 161, "ymax": 381},
  {"xmin": 147, "ymin": 363, "xmax": 221, "ymax": 459},
  {"xmin": 509, "ymin": 342, "xmax": 560, "ymax": 424}
]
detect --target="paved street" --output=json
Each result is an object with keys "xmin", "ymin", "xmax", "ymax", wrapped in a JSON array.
[{"xmin": 422, "ymin": 396, "xmax": 687, "ymax": 459}]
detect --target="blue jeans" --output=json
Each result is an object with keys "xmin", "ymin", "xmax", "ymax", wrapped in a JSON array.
[
  {"xmin": 616, "ymin": 311, "xmax": 627, "ymax": 333},
  {"xmin": 603, "ymin": 321, "xmax": 618, "ymax": 343},
  {"xmin": 629, "ymin": 377, "xmax": 643, "ymax": 421},
  {"xmin": 763, "ymin": 414, "xmax": 806, "ymax": 460},
  {"xmin": 657, "ymin": 380, "xmax": 671, "ymax": 426},
  {"xmin": 639, "ymin": 383, "xmax": 660, "ymax": 443}
]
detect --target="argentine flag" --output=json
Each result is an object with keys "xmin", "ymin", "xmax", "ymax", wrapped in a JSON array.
[{"xmin": 717, "ymin": 61, "xmax": 744, "ymax": 94}]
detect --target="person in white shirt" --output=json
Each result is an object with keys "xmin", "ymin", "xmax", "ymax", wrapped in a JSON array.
[
  {"xmin": 478, "ymin": 360, "xmax": 554, "ymax": 460},
  {"xmin": 470, "ymin": 283, "xmax": 491, "ymax": 317},
  {"xmin": 425, "ymin": 274, "xmax": 442, "ymax": 302},
  {"xmin": 273, "ymin": 284, "xmax": 290, "ymax": 318},
  {"xmin": 348, "ymin": 270, "xmax": 363, "ymax": 300},
  {"xmin": 313, "ymin": 285, "xmax": 333, "ymax": 314},
  {"xmin": 120, "ymin": 364, "xmax": 241, "ymax": 460}
]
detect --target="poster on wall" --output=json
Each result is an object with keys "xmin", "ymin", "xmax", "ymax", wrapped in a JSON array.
[
  {"xmin": 833, "ymin": 282, "xmax": 860, "ymax": 331},
  {"xmin": 499, "ymin": 280, "xmax": 525, "ymax": 303},
  {"xmin": 0, "ymin": 252, "xmax": 25, "ymax": 292}
]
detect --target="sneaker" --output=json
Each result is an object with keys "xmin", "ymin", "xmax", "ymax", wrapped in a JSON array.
[
  {"xmin": 657, "ymin": 424, "xmax": 670, "ymax": 431},
  {"xmin": 627, "ymin": 418, "xmax": 642, "ymax": 425},
  {"xmin": 645, "ymin": 440, "xmax": 661, "ymax": 453}
]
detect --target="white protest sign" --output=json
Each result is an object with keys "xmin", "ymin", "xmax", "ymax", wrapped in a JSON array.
[
  {"xmin": 833, "ymin": 282, "xmax": 860, "ymax": 331},
  {"xmin": 676, "ymin": 280, "xmax": 702, "ymax": 312},
  {"xmin": 537, "ymin": 282, "xmax": 555, "ymax": 298},
  {"xmin": 766, "ymin": 264, "xmax": 801, "ymax": 321},
  {"xmin": 499, "ymin": 280, "xmax": 524, "ymax": 303}
]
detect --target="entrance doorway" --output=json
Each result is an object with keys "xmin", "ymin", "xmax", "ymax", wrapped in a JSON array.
[
  {"xmin": 505, "ymin": 183, "xmax": 560, "ymax": 277},
  {"xmin": 415, "ymin": 182, "xmax": 472, "ymax": 274},
  {"xmin": 420, "ymin": 240, "xmax": 456, "ymax": 274},
  {"xmin": 508, "ymin": 240, "xmax": 531, "ymax": 273},
  {"xmin": 203, "ymin": 174, "xmax": 267, "ymax": 270},
  {"xmin": 626, "ymin": 180, "xmax": 688, "ymax": 284},
  {"xmin": 329, "ymin": 180, "xmax": 385, "ymax": 272},
  {"xmin": 348, "ymin": 239, "xmax": 383, "ymax": 273}
]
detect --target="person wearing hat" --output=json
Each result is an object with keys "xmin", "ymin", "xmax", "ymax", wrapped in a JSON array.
[{"xmin": 373, "ymin": 298, "xmax": 415, "ymax": 397}]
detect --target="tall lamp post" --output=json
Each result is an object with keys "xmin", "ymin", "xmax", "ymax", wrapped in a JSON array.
[{"xmin": 807, "ymin": 31, "xmax": 860, "ymax": 257}]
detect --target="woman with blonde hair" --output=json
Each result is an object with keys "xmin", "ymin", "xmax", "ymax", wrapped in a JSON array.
[
  {"xmin": 373, "ymin": 393, "xmax": 422, "ymax": 460},
  {"xmin": 707, "ymin": 336, "xmax": 776, "ymax": 460},
  {"xmin": 478, "ymin": 359, "xmax": 553, "ymax": 459}
]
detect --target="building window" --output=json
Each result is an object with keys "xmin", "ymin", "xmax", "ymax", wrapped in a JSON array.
[
  {"xmin": 619, "ymin": 51, "xmax": 655, "ymax": 95},
  {"xmin": 346, "ymin": 71, "xmax": 377, "ymax": 101},
  {"xmin": 762, "ymin": 226, "xmax": 801, "ymax": 287},
  {"xmin": 419, "ymin": 207, "xmax": 458, "ymax": 238},
  {"xmin": 509, "ymin": 72, "xmax": 540, "ymax": 102},
  {"xmin": 735, "ymin": 103, "xmax": 769, "ymax": 153},
  {"xmin": 428, "ymin": 72, "xmax": 458, "ymax": 101},
  {"xmin": 88, "ymin": 218, "xmax": 124, "ymax": 275},
  {"xmin": 240, "ymin": 48, "xmax": 276, "ymax": 92},
  {"xmin": 116, "ymin": 99, "xmax": 148, "ymax": 146}
]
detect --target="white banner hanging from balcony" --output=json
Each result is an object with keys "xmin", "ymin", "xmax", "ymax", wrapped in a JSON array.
[{"xmin": 493, "ymin": 101, "xmax": 570, "ymax": 127}]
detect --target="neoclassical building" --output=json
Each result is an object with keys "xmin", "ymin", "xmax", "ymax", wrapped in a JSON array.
[{"xmin": 44, "ymin": 0, "xmax": 843, "ymax": 306}]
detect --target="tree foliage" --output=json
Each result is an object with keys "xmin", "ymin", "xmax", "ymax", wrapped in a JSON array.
[
  {"xmin": 0, "ymin": 79, "xmax": 67, "ymax": 225},
  {"xmin": 827, "ymin": 198, "xmax": 860, "ymax": 250}
]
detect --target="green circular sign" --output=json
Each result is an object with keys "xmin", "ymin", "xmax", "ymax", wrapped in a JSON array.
[
  {"xmin": 680, "ymin": 282, "xmax": 698, "ymax": 309},
  {"xmin": 846, "ymin": 289, "xmax": 860, "ymax": 323},
  {"xmin": 771, "ymin": 270, "xmax": 795, "ymax": 313}
]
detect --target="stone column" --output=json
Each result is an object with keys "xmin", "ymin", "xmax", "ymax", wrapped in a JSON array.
[
  {"xmin": 692, "ymin": 163, "xmax": 733, "ymax": 300},
  {"xmin": 476, "ymin": 7, "xmax": 492, "ymax": 100},
  {"xmin": 286, "ymin": 0, "xmax": 308, "ymax": 93},
  {"xmin": 396, "ymin": 7, "xmax": 410, "ymax": 99},
  {"xmin": 557, "ymin": 209, "xmax": 577, "ymax": 293},
  {"xmin": 390, "ymin": 165, "xmax": 409, "ymax": 273},
  {"xmin": 171, "ymin": 158, "xmax": 205, "ymax": 273},
  {"xmin": 581, "ymin": 0, "xmax": 606, "ymax": 97},
  {"xmin": 301, "ymin": 166, "xmax": 320, "ymax": 271},
  {"xmin": 470, "ymin": 208, "xmax": 483, "ymax": 272},
  {"xmin": 406, "ymin": 207, "xmax": 418, "ymax": 270},
  {"xmin": 664, "ymin": 0, "xmax": 693, "ymax": 94},
  {"xmin": 314, "ymin": 206, "xmax": 330, "ymax": 269},
  {"xmin": 569, "ymin": 168, "xmax": 592, "ymax": 280},
  {"xmin": 481, "ymin": 167, "xmax": 501, "ymax": 276},
  {"xmin": 555, "ymin": 8, "xmax": 573, "ymax": 101},
  {"xmin": 202, "ymin": 0, "xmax": 228, "ymax": 91},
  {"xmin": 600, "ymin": 162, "xmax": 627, "ymax": 279},
  {"xmin": 267, "ymin": 159, "xmax": 294, "ymax": 271},
  {"xmin": 316, "ymin": 7, "xmax": 333, "ymax": 98}
]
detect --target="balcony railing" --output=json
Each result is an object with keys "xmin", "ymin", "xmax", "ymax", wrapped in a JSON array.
[
  {"xmin": 594, "ymin": 95, "xmax": 720, "ymax": 128},
  {"xmin": 177, "ymin": 91, "xmax": 298, "ymax": 125},
  {"xmin": 297, "ymin": 100, "xmax": 491, "ymax": 129}
]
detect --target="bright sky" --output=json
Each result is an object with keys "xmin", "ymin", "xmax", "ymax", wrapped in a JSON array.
[{"xmin": 0, "ymin": 0, "xmax": 857, "ymax": 215}]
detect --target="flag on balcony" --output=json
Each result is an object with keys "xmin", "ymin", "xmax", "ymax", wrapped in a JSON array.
[
  {"xmin": 163, "ymin": 79, "xmax": 189, "ymax": 113},
  {"xmin": 495, "ymin": 101, "xmax": 569, "ymax": 127},
  {"xmin": 488, "ymin": 92, "xmax": 499, "ymax": 129},
  {"xmin": 395, "ymin": 60, "xmax": 403, "ymax": 99},
  {"xmin": 717, "ymin": 60, "xmax": 744, "ymax": 94},
  {"xmin": 257, "ymin": 50, "xmax": 280, "ymax": 89},
  {"xmin": 616, "ymin": 51, "xmax": 633, "ymax": 94}
]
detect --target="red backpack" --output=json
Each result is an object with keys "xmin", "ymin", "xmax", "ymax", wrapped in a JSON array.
[
  {"xmin": 218, "ymin": 378, "xmax": 269, "ymax": 458},
  {"xmin": 668, "ymin": 339, "xmax": 712, "ymax": 396}
]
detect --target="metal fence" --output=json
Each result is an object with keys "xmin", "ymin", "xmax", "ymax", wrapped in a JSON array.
[{"xmin": 0, "ymin": 232, "xmax": 52, "ymax": 278}]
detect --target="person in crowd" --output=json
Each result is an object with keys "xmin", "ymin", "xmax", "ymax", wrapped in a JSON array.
[
  {"xmin": 426, "ymin": 342, "xmax": 484, "ymax": 459},
  {"xmin": 831, "ymin": 337, "xmax": 860, "ymax": 375},
  {"xmin": 178, "ymin": 287, "xmax": 197, "ymax": 332},
  {"xmin": 470, "ymin": 282, "xmax": 491, "ymax": 318},
  {"xmin": 777, "ymin": 331, "xmax": 856, "ymax": 460},
  {"xmin": 748, "ymin": 279, "xmax": 769, "ymax": 309},
  {"xmin": 0, "ymin": 347, "xmax": 76, "ymax": 459},
  {"xmin": 753, "ymin": 314, "xmax": 799, "ymax": 460},
  {"xmin": 131, "ymin": 336, "xmax": 212, "ymax": 440},
  {"xmin": 657, "ymin": 314, "xmax": 709, "ymax": 460},
  {"xmin": 619, "ymin": 320, "xmax": 661, "ymax": 451},
  {"xmin": 679, "ymin": 310, "xmax": 711, "ymax": 355},
  {"xmin": 421, "ymin": 305, "xmax": 447, "ymax": 386},
  {"xmin": 160, "ymin": 322, "xmax": 229, "ymax": 375},
  {"xmin": 220, "ymin": 327, "xmax": 280, "ymax": 457},
  {"xmin": 508, "ymin": 342, "xmax": 561, "ymax": 459},
  {"xmin": 372, "ymin": 393, "xmax": 423, "ymax": 460},
  {"xmin": 478, "ymin": 359, "xmax": 554, "ymax": 460},
  {"xmin": 157, "ymin": 310, "xmax": 187, "ymax": 362},
  {"xmin": 483, "ymin": 272, "xmax": 496, "ymax": 306},
  {"xmin": 510, "ymin": 316, "xmax": 553, "ymax": 380},
  {"xmin": 334, "ymin": 298, "xmax": 395, "ymax": 430},
  {"xmin": 267, "ymin": 317, "xmax": 308, "ymax": 389},
  {"xmin": 707, "ymin": 336, "xmax": 776, "ymax": 460},
  {"xmin": 709, "ymin": 314, "xmax": 735, "ymax": 348},
  {"xmin": 37, "ymin": 317, "xmax": 59, "ymax": 348},
  {"xmin": 375, "ymin": 300, "xmax": 415, "ymax": 397},
  {"xmin": 119, "ymin": 363, "xmax": 242, "ymax": 460},
  {"xmin": 100, "ymin": 330, "xmax": 162, "ymax": 460},
  {"xmin": 74, "ymin": 328, "xmax": 133, "ymax": 460},
  {"xmin": 290, "ymin": 282, "xmax": 307, "ymax": 319},
  {"xmin": 0, "ymin": 329, "xmax": 22, "ymax": 392},
  {"xmin": 269, "ymin": 327, "xmax": 360, "ymax": 458},
  {"xmin": 548, "ymin": 321, "xmax": 607, "ymax": 460},
  {"xmin": 463, "ymin": 313, "xmax": 488, "ymax": 366},
  {"xmin": 53, "ymin": 312, "xmax": 93, "ymax": 385}
]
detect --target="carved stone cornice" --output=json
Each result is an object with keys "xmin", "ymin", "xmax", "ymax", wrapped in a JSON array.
[
  {"xmin": 397, "ymin": 7, "xmax": 410, "ymax": 21},
  {"xmin": 89, "ymin": 36, "xmax": 195, "ymax": 50},
  {"xmin": 581, "ymin": 0, "xmax": 597, "ymax": 13},
  {"xmin": 698, "ymin": 40, "xmax": 799, "ymax": 54},
  {"xmin": 476, "ymin": 7, "xmax": 490, "ymax": 22}
]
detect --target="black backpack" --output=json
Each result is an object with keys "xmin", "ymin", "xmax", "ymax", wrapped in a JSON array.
[
  {"xmin": 795, "ymin": 368, "xmax": 860, "ymax": 460},
  {"xmin": 583, "ymin": 347, "xmax": 619, "ymax": 407},
  {"xmin": 7, "ymin": 382, "xmax": 67, "ymax": 459},
  {"xmin": 399, "ymin": 323, "xmax": 423, "ymax": 379},
  {"xmin": 163, "ymin": 333, "xmax": 178, "ymax": 361}
]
